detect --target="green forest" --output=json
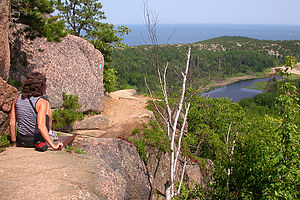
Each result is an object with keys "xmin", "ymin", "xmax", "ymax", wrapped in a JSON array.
[
  {"xmin": 111, "ymin": 36, "xmax": 300, "ymax": 93},
  {"xmin": 116, "ymin": 38, "xmax": 300, "ymax": 199},
  {"xmin": 129, "ymin": 55, "xmax": 300, "ymax": 199}
]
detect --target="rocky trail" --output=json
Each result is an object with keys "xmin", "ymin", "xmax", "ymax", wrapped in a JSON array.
[
  {"xmin": 0, "ymin": 89, "xmax": 153, "ymax": 200},
  {"xmin": 72, "ymin": 89, "xmax": 152, "ymax": 138},
  {"xmin": 0, "ymin": 138, "xmax": 151, "ymax": 200},
  {"xmin": 101, "ymin": 89, "xmax": 152, "ymax": 137},
  {"xmin": 0, "ymin": 147, "xmax": 103, "ymax": 200}
]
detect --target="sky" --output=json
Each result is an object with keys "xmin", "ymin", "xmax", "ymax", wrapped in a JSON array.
[{"xmin": 100, "ymin": 0, "xmax": 300, "ymax": 25}]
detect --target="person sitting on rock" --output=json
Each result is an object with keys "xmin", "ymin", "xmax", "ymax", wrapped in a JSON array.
[{"xmin": 9, "ymin": 72, "xmax": 63, "ymax": 151}]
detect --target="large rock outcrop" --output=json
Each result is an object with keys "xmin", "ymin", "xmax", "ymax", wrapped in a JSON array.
[
  {"xmin": 10, "ymin": 34, "xmax": 104, "ymax": 112},
  {"xmin": 0, "ymin": 138, "xmax": 152, "ymax": 200},
  {"xmin": 145, "ymin": 146, "xmax": 214, "ymax": 200},
  {"xmin": 0, "ymin": 0, "xmax": 10, "ymax": 80},
  {"xmin": 0, "ymin": 77, "xmax": 18, "ymax": 135},
  {"xmin": 79, "ymin": 138, "xmax": 152, "ymax": 199}
]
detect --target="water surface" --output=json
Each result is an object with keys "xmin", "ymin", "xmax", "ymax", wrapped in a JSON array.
[
  {"xmin": 201, "ymin": 77, "xmax": 275, "ymax": 102},
  {"xmin": 122, "ymin": 24, "xmax": 300, "ymax": 46}
]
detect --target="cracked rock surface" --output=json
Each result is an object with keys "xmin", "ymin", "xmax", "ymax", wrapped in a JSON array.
[
  {"xmin": 0, "ymin": 147, "xmax": 103, "ymax": 200},
  {"xmin": 0, "ymin": 138, "xmax": 151, "ymax": 200}
]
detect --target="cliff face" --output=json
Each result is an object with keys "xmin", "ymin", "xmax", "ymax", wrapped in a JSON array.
[
  {"xmin": 145, "ymin": 145, "xmax": 213, "ymax": 200},
  {"xmin": 0, "ymin": 0, "xmax": 10, "ymax": 80},
  {"xmin": 0, "ymin": 77, "xmax": 18, "ymax": 136},
  {"xmin": 10, "ymin": 34, "xmax": 105, "ymax": 112},
  {"xmin": 79, "ymin": 138, "xmax": 152, "ymax": 199}
]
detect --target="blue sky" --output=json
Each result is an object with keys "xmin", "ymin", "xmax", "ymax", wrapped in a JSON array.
[{"xmin": 100, "ymin": 0, "xmax": 300, "ymax": 25}]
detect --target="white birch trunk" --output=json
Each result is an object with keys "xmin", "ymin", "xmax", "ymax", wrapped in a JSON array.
[
  {"xmin": 143, "ymin": 7, "xmax": 193, "ymax": 199},
  {"xmin": 167, "ymin": 47, "xmax": 191, "ymax": 199}
]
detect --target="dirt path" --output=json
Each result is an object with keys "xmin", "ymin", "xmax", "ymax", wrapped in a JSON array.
[{"xmin": 101, "ymin": 89, "xmax": 152, "ymax": 137}]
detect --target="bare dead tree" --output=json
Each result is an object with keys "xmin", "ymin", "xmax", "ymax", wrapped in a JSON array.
[
  {"xmin": 143, "ymin": 5, "xmax": 192, "ymax": 198},
  {"xmin": 143, "ymin": 3, "xmax": 215, "ymax": 199},
  {"xmin": 223, "ymin": 122, "xmax": 237, "ymax": 200},
  {"xmin": 156, "ymin": 47, "xmax": 191, "ymax": 200}
]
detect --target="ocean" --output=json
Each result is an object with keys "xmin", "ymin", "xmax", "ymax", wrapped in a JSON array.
[{"xmin": 120, "ymin": 24, "xmax": 300, "ymax": 46}]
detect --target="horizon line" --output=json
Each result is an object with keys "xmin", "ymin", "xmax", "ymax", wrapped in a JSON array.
[{"xmin": 115, "ymin": 23, "xmax": 300, "ymax": 26}]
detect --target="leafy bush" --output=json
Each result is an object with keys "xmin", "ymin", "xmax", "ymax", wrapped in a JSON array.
[
  {"xmin": 174, "ymin": 183, "xmax": 207, "ymax": 200},
  {"xmin": 0, "ymin": 134, "xmax": 11, "ymax": 152},
  {"xmin": 128, "ymin": 119, "xmax": 169, "ymax": 164},
  {"xmin": 7, "ymin": 79, "xmax": 22, "ymax": 91},
  {"xmin": 52, "ymin": 92, "xmax": 84, "ymax": 131},
  {"xmin": 131, "ymin": 138, "xmax": 147, "ymax": 163},
  {"xmin": 103, "ymin": 67, "xmax": 118, "ymax": 93}
]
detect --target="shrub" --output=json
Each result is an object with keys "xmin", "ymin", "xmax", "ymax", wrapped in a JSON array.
[
  {"xmin": 0, "ymin": 134, "xmax": 11, "ymax": 152},
  {"xmin": 7, "ymin": 79, "xmax": 22, "ymax": 91},
  {"xmin": 52, "ymin": 92, "xmax": 84, "ymax": 131},
  {"xmin": 103, "ymin": 68, "xmax": 118, "ymax": 93}
]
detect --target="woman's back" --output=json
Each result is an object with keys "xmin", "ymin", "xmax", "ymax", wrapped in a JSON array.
[
  {"xmin": 15, "ymin": 95, "xmax": 41, "ymax": 136},
  {"xmin": 10, "ymin": 71, "xmax": 63, "ymax": 150}
]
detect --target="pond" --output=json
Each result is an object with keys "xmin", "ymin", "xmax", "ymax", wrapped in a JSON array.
[{"xmin": 201, "ymin": 77, "xmax": 278, "ymax": 102}]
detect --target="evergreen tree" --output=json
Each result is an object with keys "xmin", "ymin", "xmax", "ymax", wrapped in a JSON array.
[
  {"xmin": 56, "ymin": 0, "xmax": 104, "ymax": 36},
  {"xmin": 10, "ymin": 0, "xmax": 66, "ymax": 41},
  {"xmin": 55, "ymin": 0, "xmax": 130, "ymax": 61}
]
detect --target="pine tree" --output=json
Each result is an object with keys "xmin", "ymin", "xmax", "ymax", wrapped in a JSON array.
[
  {"xmin": 10, "ymin": 0, "xmax": 66, "ymax": 41},
  {"xmin": 55, "ymin": 0, "xmax": 130, "ymax": 62},
  {"xmin": 56, "ymin": 0, "xmax": 105, "ymax": 36}
]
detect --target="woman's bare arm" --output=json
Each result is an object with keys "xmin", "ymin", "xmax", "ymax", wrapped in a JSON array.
[
  {"xmin": 46, "ymin": 103, "xmax": 52, "ymax": 131},
  {"xmin": 36, "ymin": 99, "xmax": 62, "ymax": 150},
  {"xmin": 9, "ymin": 97, "xmax": 18, "ymax": 146}
]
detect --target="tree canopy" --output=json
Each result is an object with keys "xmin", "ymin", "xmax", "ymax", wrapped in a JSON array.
[
  {"xmin": 10, "ymin": 0, "xmax": 66, "ymax": 41},
  {"xmin": 56, "ymin": 0, "xmax": 105, "ymax": 37},
  {"xmin": 55, "ymin": 0, "xmax": 130, "ymax": 62}
]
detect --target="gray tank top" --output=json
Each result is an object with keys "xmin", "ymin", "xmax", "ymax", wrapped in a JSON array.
[{"xmin": 15, "ymin": 94, "xmax": 41, "ymax": 136}]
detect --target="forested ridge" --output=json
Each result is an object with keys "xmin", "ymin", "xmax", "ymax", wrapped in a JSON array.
[
  {"xmin": 111, "ymin": 36, "xmax": 300, "ymax": 92},
  {"xmin": 128, "ymin": 55, "xmax": 300, "ymax": 199},
  {"xmin": 111, "ymin": 36, "xmax": 300, "ymax": 198}
]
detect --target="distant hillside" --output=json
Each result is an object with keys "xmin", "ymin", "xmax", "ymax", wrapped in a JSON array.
[
  {"xmin": 195, "ymin": 36, "xmax": 300, "ymax": 58},
  {"xmin": 111, "ymin": 36, "xmax": 300, "ymax": 93}
]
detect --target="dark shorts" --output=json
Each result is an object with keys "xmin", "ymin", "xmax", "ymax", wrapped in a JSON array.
[
  {"xmin": 17, "ymin": 115, "xmax": 49, "ymax": 147},
  {"xmin": 17, "ymin": 133, "xmax": 45, "ymax": 147}
]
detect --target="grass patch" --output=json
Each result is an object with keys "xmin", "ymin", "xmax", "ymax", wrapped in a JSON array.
[
  {"xmin": 246, "ymin": 74, "xmax": 300, "ymax": 91},
  {"xmin": 128, "ymin": 138, "xmax": 147, "ymax": 163},
  {"xmin": 0, "ymin": 134, "xmax": 11, "ymax": 153},
  {"xmin": 289, "ymin": 74, "xmax": 300, "ymax": 80},
  {"xmin": 131, "ymin": 128, "xmax": 140, "ymax": 135},
  {"xmin": 244, "ymin": 81, "xmax": 268, "ymax": 90},
  {"xmin": 64, "ymin": 146, "xmax": 86, "ymax": 154}
]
